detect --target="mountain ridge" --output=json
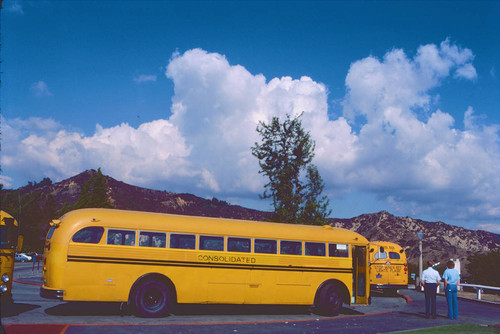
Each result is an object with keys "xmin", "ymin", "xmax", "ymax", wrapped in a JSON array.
[{"xmin": 3, "ymin": 169, "xmax": 499, "ymax": 274}]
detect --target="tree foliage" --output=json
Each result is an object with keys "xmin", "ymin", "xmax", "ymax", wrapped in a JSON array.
[
  {"xmin": 0, "ymin": 168, "xmax": 113, "ymax": 252},
  {"xmin": 1, "ymin": 184, "xmax": 57, "ymax": 253},
  {"xmin": 251, "ymin": 113, "xmax": 331, "ymax": 225},
  {"xmin": 59, "ymin": 168, "xmax": 113, "ymax": 215},
  {"xmin": 466, "ymin": 249, "xmax": 500, "ymax": 286}
]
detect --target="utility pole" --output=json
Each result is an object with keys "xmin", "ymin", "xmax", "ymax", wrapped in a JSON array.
[{"xmin": 417, "ymin": 231, "xmax": 424, "ymax": 291}]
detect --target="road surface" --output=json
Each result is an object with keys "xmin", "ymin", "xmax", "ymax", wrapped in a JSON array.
[{"xmin": 2, "ymin": 263, "xmax": 499, "ymax": 333}]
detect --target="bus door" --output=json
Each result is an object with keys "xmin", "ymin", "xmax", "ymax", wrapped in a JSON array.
[{"xmin": 352, "ymin": 245, "xmax": 368, "ymax": 304}]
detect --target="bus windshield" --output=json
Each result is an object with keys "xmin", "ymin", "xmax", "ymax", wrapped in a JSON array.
[{"xmin": 0, "ymin": 221, "xmax": 18, "ymax": 249}]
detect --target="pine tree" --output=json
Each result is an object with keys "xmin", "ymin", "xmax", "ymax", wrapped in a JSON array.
[
  {"xmin": 59, "ymin": 168, "xmax": 113, "ymax": 215},
  {"xmin": 301, "ymin": 165, "xmax": 331, "ymax": 225},
  {"xmin": 252, "ymin": 114, "xmax": 331, "ymax": 225},
  {"xmin": 89, "ymin": 168, "xmax": 112, "ymax": 208}
]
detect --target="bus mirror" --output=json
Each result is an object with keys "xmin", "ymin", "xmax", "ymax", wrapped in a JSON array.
[
  {"xmin": 50, "ymin": 220, "xmax": 61, "ymax": 227},
  {"xmin": 17, "ymin": 235, "xmax": 24, "ymax": 252}
]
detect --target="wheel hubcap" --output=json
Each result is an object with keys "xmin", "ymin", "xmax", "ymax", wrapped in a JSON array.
[{"xmin": 144, "ymin": 290, "xmax": 162, "ymax": 309}]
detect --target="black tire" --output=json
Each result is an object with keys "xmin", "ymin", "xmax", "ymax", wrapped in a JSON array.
[
  {"xmin": 133, "ymin": 280, "xmax": 172, "ymax": 318},
  {"xmin": 318, "ymin": 284, "xmax": 343, "ymax": 316}
]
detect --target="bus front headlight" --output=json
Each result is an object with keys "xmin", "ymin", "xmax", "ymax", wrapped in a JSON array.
[
  {"xmin": 0, "ymin": 284, "xmax": 7, "ymax": 292},
  {"xmin": 1, "ymin": 274, "xmax": 10, "ymax": 283}
]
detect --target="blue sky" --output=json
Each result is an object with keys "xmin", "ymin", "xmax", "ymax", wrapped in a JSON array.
[{"xmin": 1, "ymin": 0, "xmax": 499, "ymax": 233}]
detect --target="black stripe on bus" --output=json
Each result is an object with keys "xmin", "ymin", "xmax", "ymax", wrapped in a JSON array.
[{"xmin": 67, "ymin": 255, "xmax": 353, "ymax": 274}]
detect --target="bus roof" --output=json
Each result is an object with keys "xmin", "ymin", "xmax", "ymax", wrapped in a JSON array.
[
  {"xmin": 369, "ymin": 241, "xmax": 403, "ymax": 248},
  {"xmin": 0, "ymin": 210, "xmax": 18, "ymax": 227},
  {"xmin": 56, "ymin": 208, "xmax": 369, "ymax": 245}
]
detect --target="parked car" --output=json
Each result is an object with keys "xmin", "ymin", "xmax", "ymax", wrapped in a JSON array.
[{"xmin": 15, "ymin": 253, "xmax": 32, "ymax": 262}]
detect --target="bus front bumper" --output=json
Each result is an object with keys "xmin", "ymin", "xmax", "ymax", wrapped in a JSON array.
[{"xmin": 40, "ymin": 286, "xmax": 64, "ymax": 300}]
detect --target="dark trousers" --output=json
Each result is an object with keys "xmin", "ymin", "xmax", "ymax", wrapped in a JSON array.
[{"xmin": 424, "ymin": 283, "xmax": 437, "ymax": 317}]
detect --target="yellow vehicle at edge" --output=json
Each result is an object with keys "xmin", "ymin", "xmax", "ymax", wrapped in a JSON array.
[
  {"xmin": 1, "ymin": 211, "xmax": 23, "ymax": 303},
  {"xmin": 369, "ymin": 241, "xmax": 408, "ymax": 294},
  {"xmin": 40, "ymin": 208, "xmax": 371, "ymax": 317}
]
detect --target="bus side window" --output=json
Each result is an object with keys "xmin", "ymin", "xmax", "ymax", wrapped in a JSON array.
[
  {"xmin": 124, "ymin": 232, "xmax": 135, "ymax": 246},
  {"xmin": 152, "ymin": 235, "xmax": 166, "ymax": 248},
  {"xmin": 139, "ymin": 234, "xmax": 150, "ymax": 247},
  {"xmin": 72, "ymin": 227, "xmax": 104, "ymax": 244},
  {"xmin": 389, "ymin": 252, "xmax": 401, "ymax": 259},
  {"xmin": 139, "ymin": 231, "xmax": 166, "ymax": 248},
  {"xmin": 329, "ymin": 243, "xmax": 349, "ymax": 257},
  {"xmin": 280, "ymin": 240, "xmax": 302, "ymax": 255},
  {"xmin": 305, "ymin": 242, "xmax": 326, "ymax": 256},
  {"xmin": 107, "ymin": 229, "xmax": 135, "ymax": 246},
  {"xmin": 2, "ymin": 218, "xmax": 18, "ymax": 248},
  {"xmin": 47, "ymin": 226, "xmax": 56, "ymax": 240},
  {"xmin": 108, "ymin": 230, "xmax": 122, "ymax": 245},
  {"xmin": 170, "ymin": 233, "xmax": 196, "ymax": 250},
  {"xmin": 254, "ymin": 239, "xmax": 277, "ymax": 254},
  {"xmin": 228, "ymin": 237, "xmax": 251, "ymax": 253},
  {"xmin": 200, "ymin": 235, "xmax": 224, "ymax": 251}
]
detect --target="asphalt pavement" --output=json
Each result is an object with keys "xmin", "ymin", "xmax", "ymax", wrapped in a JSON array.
[{"xmin": 2, "ymin": 264, "xmax": 499, "ymax": 334}]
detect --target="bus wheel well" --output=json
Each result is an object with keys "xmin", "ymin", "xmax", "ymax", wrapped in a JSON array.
[
  {"xmin": 315, "ymin": 279, "xmax": 350, "ymax": 305},
  {"xmin": 128, "ymin": 273, "xmax": 177, "ymax": 307}
]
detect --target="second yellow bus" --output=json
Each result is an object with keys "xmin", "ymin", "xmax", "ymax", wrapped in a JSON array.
[{"xmin": 369, "ymin": 241, "xmax": 408, "ymax": 294}]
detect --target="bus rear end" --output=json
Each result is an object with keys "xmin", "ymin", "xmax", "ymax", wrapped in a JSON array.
[{"xmin": 369, "ymin": 241, "xmax": 408, "ymax": 294}]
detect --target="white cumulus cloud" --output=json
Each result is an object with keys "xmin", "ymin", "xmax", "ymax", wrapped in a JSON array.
[
  {"xmin": 5, "ymin": 0, "xmax": 24, "ymax": 14},
  {"xmin": 30, "ymin": 81, "xmax": 53, "ymax": 97},
  {"xmin": 2, "ymin": 41, "xmax": 499, "ymax": 230},
  {"xmin": 1, "ymin": 117, "xmax": 191, "ymax": 189},
  {"xmin": 133, "ymin": 74, "xmax": 157, "ymax": 83},
  {"xmin": 339, "ymin": 40, "xmax": 498, "ymax": 224}
]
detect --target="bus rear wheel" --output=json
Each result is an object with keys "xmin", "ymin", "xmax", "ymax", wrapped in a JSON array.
[
  {"xmin": 133, "ymin": 280, "xmax": 172, "ymax": 318},
  {"xmin": 318, "ymin": 284, "xmax": 343, "ymax": 316}
]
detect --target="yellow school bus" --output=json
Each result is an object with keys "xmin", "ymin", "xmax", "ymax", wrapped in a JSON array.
[
  {"xmin": 369, "ymin": 241, "xmax": 408, "ymax": 294},
  {"xmin": 40, "ymin": 208, "xmax": 370, "ymax": 317},
  {"xmin": 1, "ymin": 211, "xmax": 23, "ymax": 303}
]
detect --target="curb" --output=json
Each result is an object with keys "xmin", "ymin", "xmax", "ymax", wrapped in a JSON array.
[
  {"xmin": 397, "ymin": 292, "xmax": 412, "ymax": 303},
  {"xmin": 3, "ymin": 311, "xmax": 396, "ymax": 330},
  {"xmin": 13, "ymin": 277, "xmax": 43, "ymax": 287}
]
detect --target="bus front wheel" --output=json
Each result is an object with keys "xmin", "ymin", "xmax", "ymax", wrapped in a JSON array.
[
  {"xmin": 133, "ymin": 280, "xmax": 172, "ymax": 318},
  {"xmin": 318, "ymin": 284, "xmax": 343, "ymax": 316}
]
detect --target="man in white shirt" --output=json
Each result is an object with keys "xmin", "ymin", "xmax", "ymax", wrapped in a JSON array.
[{"xmin": 420, "ymin": 260, "xmax": 441, "ymax": 318}]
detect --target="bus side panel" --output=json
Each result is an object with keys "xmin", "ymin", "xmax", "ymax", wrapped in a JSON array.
[
  {"xmin": 275, "ymin": 270, "xmax": 308, "ymax": 304},
  {"xmin": 64, "ymin": 260, "xmax": 106, "ymax": 300},
  {"xmin": 246, "ymin": 269, "xmax": 276, "ymax": 304},
  {"xmin": 170, "ymin": 266, "xmax": 206, "ymax": 303},
  {"xmin": 206, "ymin": 267, "xmax": 248, "ymax": 304},
  {"xmin": 66, "ymin": 244, "xmax": 110, "ymax": 301}
]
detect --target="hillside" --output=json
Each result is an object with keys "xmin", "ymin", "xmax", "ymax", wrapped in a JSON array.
[
  {"xmin": 329, "ymin": 212, "xmax": 499, "ymax": 269},
  {"xmin": 2, "ymin": 170, "xmax": 499, "ymax": 274},
  {"xmin": 3, "ymin": 170, "xmax": 269, "ymax": 221}
]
